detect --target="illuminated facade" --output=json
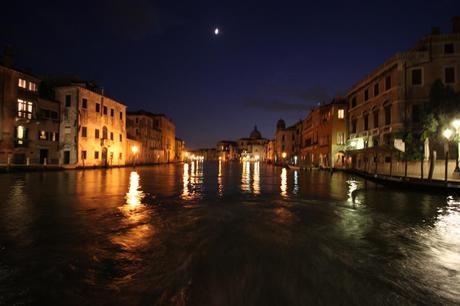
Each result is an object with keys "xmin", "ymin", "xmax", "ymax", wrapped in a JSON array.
[
  {"xmin": 54, "ymin": 85, "xmax": 127, "ymax": 167},
  {"xmin": 126, "ymin": 110, "xmax": 176, "ymax": 164},
  {"xmin": 300, "ymin": 98, "xmax": 347, "ymax": 168},
  {"xmin": 274, "ymin": 119, "xmax": 302, "ymax": 165},
  {"xmin": 347, "ymin": 18, "xmax": 460, "ymax": 169},
  {"xmin": 0, "ymin": 63, "xmax": 60, "ymax": 165},
  {"xmin": 175, "ymin": 137, "xmax": 185, "ymax": 162},
  {"xmin": 237, "ymin": 126, "xmax": 268, "ymax": 161},
  {"xmin": 126, "ymin": 111, "xmax": 163, "ymax": 164},
  {"xmin": 216, "ymin": 140, "xmax": 238, "ymax": 161}
]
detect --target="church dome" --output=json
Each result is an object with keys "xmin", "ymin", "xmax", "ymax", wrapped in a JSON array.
[{"xmin": 250, "ymin": 126, "xmax": 262, "ymax": 139}]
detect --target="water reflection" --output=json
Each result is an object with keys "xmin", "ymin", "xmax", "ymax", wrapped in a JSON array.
[
  {"xmin": 182, "ymin": 160, "xmax": 204, "ymax": 200},
  {"xmin": 218, "ymin": 160, "xmax": 223, "ymax": 196},
  {"xmin": 126, "ymin": 171, "xmax": 144, "ymax": 206},
  {"xmin": 280, "ymin": 168, "xmax": 287, "ymax": 197},
  {"xmin": 346, "ymin": 179, "xmax": 361, "ymax": 205},
  {"xmin": 253, "ymin": 161, "xmax": 260, "ymax": 195},
  {"xmin": 293, "ymin": 170, "xmax": 299, "ymax": 195},
  {"xmin": 241, "ymin": 161, "xmax": 251, "ymax": 193}
]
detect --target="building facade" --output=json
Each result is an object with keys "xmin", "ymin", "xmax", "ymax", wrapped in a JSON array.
[
  {"xmin": 126, "ymin": 111, "xmax": 163, "ymax": 164},
  {"xmin": 274, "ymin": 120, "xmax": 302, "ymax": 165},
  {"xmin": 54, "ymin": 85, "xmax": 127, "ymax": 168},
  {"xmin": 175, "ymin": 137, "xmax": 185, "ymax": 162},
  {"xmin": 346, "ymin": 18, "xmax": 460, "ymax": 170},
  {"xmin": 0, "ymin": 64, "xmax": 60, "ymax": 165},
  {"xmin": 300, "ymin": 98, "xmax": 347, "ymax": 168},
  {"xmin": 216, "ymin": 140, "xmax": 238, "ymax": 161},
  {"xmin": 237, "ymin": 126, "xmax": 268, "ymax": 161}
]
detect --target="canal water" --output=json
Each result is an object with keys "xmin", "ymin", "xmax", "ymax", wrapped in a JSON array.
[{"xmin": 0, "ymin": 161, "xmax": 459, "ymax": 305}]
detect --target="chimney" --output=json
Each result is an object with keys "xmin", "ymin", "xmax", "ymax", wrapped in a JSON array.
[
  {"xmin": 453, "ymin": 16, "xmax": 460, "ymax": 33},
  {"xmin": 431, "ymin": 26, "xmax": 440, "ymax": 35},
  {"xmin": 1, "ymin": 44, "xmax": 14, "ymax": 67}
]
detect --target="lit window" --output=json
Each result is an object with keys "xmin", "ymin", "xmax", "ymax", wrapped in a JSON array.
[
  {"xmin": 17, "ymin": 99, "xmax": 33, "ymax": 119},
  {"xmin": 18, "ymin": 78, "xmax": 27, "ymax": 88},
  {"xmin": 39, "ymin": 130, "xmax": 47, "ymax": 140},
  {"xmin": 28, "ymin": 82, "xmax": 37, "ymax": 91},
  {"xmin": 338, "ymin": 109, "xmax": 344, "ymax": 119},
  {"xmin": 16, "ymin": 125, "xmax": 27, "ymax": 145}
]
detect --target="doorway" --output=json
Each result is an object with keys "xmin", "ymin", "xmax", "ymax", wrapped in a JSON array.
[
  {"xmin": 64, "ymin": 151, "xmax": 70, "ymax": 164},
  {"xmin": 39, "ymin": 149, "xmax": 48, "ymax": 164}
]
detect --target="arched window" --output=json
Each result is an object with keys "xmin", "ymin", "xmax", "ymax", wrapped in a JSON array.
[{"xmin": 102, "ymin": 126, "xmax": 108, "ymax": 139}]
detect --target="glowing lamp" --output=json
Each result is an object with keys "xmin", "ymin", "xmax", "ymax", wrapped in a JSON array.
[{"xmin": 443, "ymin": 128, "xmax": 454, "ymax": 140}]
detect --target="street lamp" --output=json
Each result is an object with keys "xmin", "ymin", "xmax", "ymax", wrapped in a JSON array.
[
  {"xmin": 443, "ymin": 128, "xmax": 453, "ymax": 182},
  {"xmin": 451, "ymin": 119, "xmax": 460, "ymax": 175},
  {"xmin": 131, "ymin": 145, "xmax": 139, "ymax": 167}
]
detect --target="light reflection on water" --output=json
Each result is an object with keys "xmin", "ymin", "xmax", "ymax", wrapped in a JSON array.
[{"xmin": 0, "ymin": 163, "xmax": 459, "ymax": 304}]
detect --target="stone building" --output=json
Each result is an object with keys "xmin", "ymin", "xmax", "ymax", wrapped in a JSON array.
[
  {"xmin": 54, "ymin": 84, "xmax": 127, "ymax": 168},
  {"xmin": 237, "ymin": 126, "xmax": 268, "ymax": 161},
  {"xmin": 0, "ymin": 62, "xmax": 60, "ymax": 166},
  {"xmin": 126, "ymin": 111, "xmax": 163, "ymax": 164},
  {"xmin": 175, "ymin": 137, "xmax": 185, "ymax": 162},
  {"xmin": 264, "ymin": 139, "xmax": 275, "ymax": 163},
  {"xmin": 216, "ymin": 140, "xmax": 238, "ymax": 161},
  {"xmin": 126, "ymin": 110, "xmax": 176, "ymax": 164},
  {"xmin": 346, "ymin": 17, "xmax": 460, "ymax": 170},
  {"xmin": 300, "ymin": 98, "xmax": 347, "ymax": 168},
  {"xmin": 274, "ymin": 119, "xmax": 302, "ymax": 165}
]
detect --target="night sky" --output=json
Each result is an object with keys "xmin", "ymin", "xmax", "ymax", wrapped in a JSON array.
[{"xmin": 1, "ymin": 0, "xmax": 459, "ymax": 149}]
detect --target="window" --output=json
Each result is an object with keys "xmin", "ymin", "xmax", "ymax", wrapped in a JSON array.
[
  {"xmin": 65, "ymin": 95, "xmax": 71, "ymax": 107},
  {"xmin": 363, "ymin": 113, "xmax": 369, "ymax": 131},
  {"xmin": 412, "ymin": 105, "xmax": 420, "ymax": 123},
  {"xmin": 364, "ymin": 89, "xmax": 369, "ymax": 101},
  {"xmin": 28, "ymin": 82, "xmax": 37, "ymax": 92},
  {"xmin": 110, "ymin": 108, "xmax": 114, "ymax": 117},
  {"xmin": 82, "ymin": 126, "xmax": 87, "ymax": 137},
  {"xmin": 351, "ymin": 97, "xmax": 357, "ymax": 108},
  {"xmin": 102, "ymin": 127, "xmax": 108, "ymax": 139},
  {"xmin": 39, "ymin": 130, "xmax": 47, "ymax": 140},
  {"xmin": 95, "ymin": 129, "xmax": 100, "ymax": 139},
  {"xmin": 103, "ymin": 106, "xmax": 107, "ymax": 115},
  {"xmin": 15, "ymin": 126, "xmax": 28, "ymax": 145},
  {"xmin": 120, "ymin": 112, "xmax": 123, "ymax": 120},
  {"xmin": 110, "ymin": 132, "xmax": 114, "ymax": 141},
  {"xmin": 82, "ymin": 98, "xmax": 87, "ymax": 109},
  {"xmin": 445, "ymin": 67, "xmax": 455, "ymax": 84},
  {"xmin": 18, "ymin": 78, "xmax": 27, "ymax": 88},
  {"xmin": 94, "ymin": 151, "xmax": 99, "ymax": 159},
  {"xmin": 135, "ymin": 118, "xmax": 139, "ymax": 124},
  {"xmin": 384, "ymin": 104, "xmax": 392, "ymax": 125},
  {"xmin": 351, "ymin": 119, "xmax": 357, "ymax": 134},
  {"xmin": 373, "ymin": 110, "xmax": 379, "ymax": 128},
  {"xmin": 119, "ymin": 152, "xmax": 123, "ymax": 160},
  {"xmin": 17, "ymin": 99, "xmax": 33, "ymax": 119},
  {"xmin": 411, "ymin": 68, "xmax": 422, "ymax": 86},
  {"xmin": 282, "ymin": 135, "xmax": 285, "ymax": 141},
  {"xmin": 374, "ymin": 83, "xmax": 379, "ymax": 96},
  {"xmin": 338, "ymin": 109, "xmax": 344, "ymax": 119},
  {"xmin": 385, "ymin": 76, "xmax": 392, "ymax": 90},
  {"xmin": 52, "ymin": 132, "xmax": 59, "ymax": 142},
  {"xmin": 119, "ymin": 134, "xmax": 122, "ymax": 142},
  {"xmin": 444, "ymin": 43, "xmax": 455, "ymax": 54},
  {"xmin": 96, "ymin": 103, "xmax": 100, "ymax": 112},
  {"xmin": 51, "ymin": 111, "xmax": 58, "ymax": 120},
  {"xmin": 81, "ymin": 151, "xmax": 87, "ymax": 160},
  {"xmin": 337, "ymin": 132, "xmax": 345, "ymax": 145}
]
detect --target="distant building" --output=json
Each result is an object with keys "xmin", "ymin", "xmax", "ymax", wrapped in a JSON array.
[
  {"xmin": 175, "ymin": 137, "xmax": 185, "ymax": 162},
  {"xmin": 126, "ymin": 111, "xmax": 163, "ymax": 164},
  {"xmin": 54, "ymin": 83, "xmax": 127, "ymax": 167},
  {"xmin": 0, "ymin": 62, "xmax": 60, "ymax": 166},
  {"xmin": 300, "ymin": 98, "xmax": 347, "ymax": 168},
  {"xmin": 237, "ymin": 126, "xmax": 268, "ymax": 161},
  {"xmin": 216, "ymin": 140, "xmax": 238, "ymax": 161},
  {"xmin": 274, "ymin": 119, "xmax": 302, "ymax": 165},
  {"xmin": 190, "ymin": 148, "xmax": 218, "ymax": 161},
  {"xmin": 265, "ymin": 139, "xmax": 275, "ymax": 163},
  {"xmin": 346, "ymin": 17, "xmax": 460, "ymax": 170}
]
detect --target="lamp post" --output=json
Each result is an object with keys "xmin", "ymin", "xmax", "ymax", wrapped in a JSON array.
[
  {"xmin": 451, "ymin": 119, "xmax": 460, "ymax": 175},
  {"xmin": 443, "ymin": 128, "xmax": 453, "ymax": 182},
  {"xmin": 131, "ymin": 145, "xmax": 138, "ymax": 168}
]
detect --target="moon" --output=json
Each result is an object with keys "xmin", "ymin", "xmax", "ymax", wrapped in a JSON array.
[{"xmin": 214, "ymin": 28, "xmax": 220, "ymax": 35}]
